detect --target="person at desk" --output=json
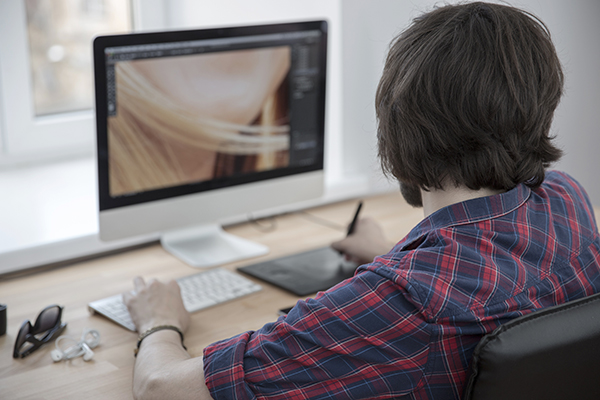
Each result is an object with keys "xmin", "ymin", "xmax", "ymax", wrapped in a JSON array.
[{"xmin": 124, "ymin": 2, "xmax": 600, "ymax": 399}]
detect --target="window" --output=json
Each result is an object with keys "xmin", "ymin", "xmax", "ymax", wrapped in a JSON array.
[
  {"xmin": 0, "ymin": 0, "xmax": 165, "ymax": 161},
  {"xmin": 25, "ymin": 0, "xmax": 131, "ymax": 116}
]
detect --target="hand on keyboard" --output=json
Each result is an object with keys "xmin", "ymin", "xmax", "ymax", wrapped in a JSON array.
[
  {"xmin": 123, "ymin": 276, "xmax": 190, "ymax": 334},
  {"xmin": 88, "ymin": 268, "xmax": 262, "ymax": 331}
]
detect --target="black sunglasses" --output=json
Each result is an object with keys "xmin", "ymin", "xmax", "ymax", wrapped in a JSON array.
[{"xmin": 13, "ymin": 304, "xmax": 67, "ymax": 359}]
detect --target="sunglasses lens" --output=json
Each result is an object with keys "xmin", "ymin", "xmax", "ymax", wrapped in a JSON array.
[
  {"xmin": 37, "ymin": 306, "xmax": 60, "ymax": 332},
  {"xmin": 16, "ymin": 322, "xmax": 30, "ymax": 348},
  {"xmin": 14, "ymin": 321, "xmax": 31, "ymax": 357}
]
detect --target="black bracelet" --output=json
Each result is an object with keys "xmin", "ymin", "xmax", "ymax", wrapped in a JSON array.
[{"xmin": 134, "ymin": 325, "xmax": 187, "ymax": 357}]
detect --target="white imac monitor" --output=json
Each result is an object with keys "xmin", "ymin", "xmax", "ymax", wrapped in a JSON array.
[{"xmin": 93, "ymin": 21, "xmax": 328, "ymax": 268}]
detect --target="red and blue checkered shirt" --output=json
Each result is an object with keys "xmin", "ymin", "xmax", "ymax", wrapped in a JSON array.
[{"xmin": 204, "ymin": 171, "xmax": 600, "ymax": 399}]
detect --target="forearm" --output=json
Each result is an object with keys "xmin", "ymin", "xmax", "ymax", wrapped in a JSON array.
[{"xmin": 133, "ymin": 330, "xmax": 213, "ymax": 400}]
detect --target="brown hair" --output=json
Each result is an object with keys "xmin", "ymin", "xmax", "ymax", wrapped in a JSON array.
[{"xmin": 376, "ymin": 2, "xmax": 564, "ymax": 191}]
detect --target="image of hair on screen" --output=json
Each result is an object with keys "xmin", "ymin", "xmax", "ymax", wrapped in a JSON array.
[{"xmin": 107, "ymin": 46, "xmax": 291, "ymax": 197}]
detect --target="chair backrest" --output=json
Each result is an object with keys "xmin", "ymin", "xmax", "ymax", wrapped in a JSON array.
[{"xmin": 463, "ymin": 292, "xmax": 600, "ymax": 400}]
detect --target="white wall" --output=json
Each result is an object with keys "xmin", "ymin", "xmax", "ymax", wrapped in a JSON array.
[
  {"xmin": 341, "ymin": 0, "xmax": 600, "ymax": 204},
  {"xmin": 536, "ymin": 0, "xmax": 600, "ymax": 204}
]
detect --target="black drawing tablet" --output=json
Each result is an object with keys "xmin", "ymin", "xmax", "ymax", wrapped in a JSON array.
[{"xmin": 238, "ymin": 246, "xmax": 358, "ymax": 296}]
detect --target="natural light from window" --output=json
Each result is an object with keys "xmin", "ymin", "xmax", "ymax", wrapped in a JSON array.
[{"xmin": 25, "ymin": 0, "xmax": 131, "ymax": 116}]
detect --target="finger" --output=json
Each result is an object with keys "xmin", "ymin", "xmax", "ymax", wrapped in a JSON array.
[
  {"xmin": 122, "ymin": 289, "xmax": 138, "ymax": 306},
  {"xmin": 332, "ymin": 235, "xmax": 356, "ymax": 249},
  {"xmin": 332, "ymin": 241, "xmax": 356, "ymax": 260},
  {"xmin": 147, "ymin": 278, "xmax": 162, "ymax": 289},
  {"xmin": 330, "ymin": 239, "xmax": 345, "ymax": 253},
  {"xmin": 122, "ymin": 291, "xmax": 131, "ymax": 304},
  {"xmin": 168, "ymin": 279, "xmax": 182, "ymax": 293},
  {"xmin": 133, "ymin": 276, "xmax": 146, "ymax": 292}
]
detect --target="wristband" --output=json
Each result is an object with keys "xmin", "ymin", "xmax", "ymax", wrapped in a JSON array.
[{"xmin": 134, "ymin": 325, "xmax": 186, "ymax": 357}]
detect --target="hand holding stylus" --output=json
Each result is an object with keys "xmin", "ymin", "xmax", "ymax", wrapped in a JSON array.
[{"xmin": 332, "ymin": 202, "xmax": 395, "ymax": 265}]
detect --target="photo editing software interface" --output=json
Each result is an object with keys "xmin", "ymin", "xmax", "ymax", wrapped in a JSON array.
[{"xmin": 96, "ymin": 22, "xmax": 327, "ymax": 211}]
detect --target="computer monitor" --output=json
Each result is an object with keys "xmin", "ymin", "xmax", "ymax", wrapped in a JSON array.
[{"xmin": 93, "ymin": 20, "xmax": 327, "ymax": 267}]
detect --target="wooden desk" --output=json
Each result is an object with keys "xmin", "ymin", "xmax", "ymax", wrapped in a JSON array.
[{"xmin": 0, "ymin": 192, "xmax": 421, "ymax": 400}]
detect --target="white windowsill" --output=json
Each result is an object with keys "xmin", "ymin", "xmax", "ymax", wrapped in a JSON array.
[
  {"xmin": 1, "ymin": 157, "xmax": 97, "ymax": 253},
  {"xmin": 0, "ymin": 157, "xmax": 380, "ymax": 275},
  {"xmin": 0, "ymin": 157, "xmax": 156, "ymax": 275}
]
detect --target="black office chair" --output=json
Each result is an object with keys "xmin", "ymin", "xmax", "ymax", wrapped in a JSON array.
[{"xmin": 462, "ymin": 292, "xmax": 600, "ymax": 400}]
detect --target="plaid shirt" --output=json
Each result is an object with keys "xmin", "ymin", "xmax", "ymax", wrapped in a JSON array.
[{"xmin": 204, "ymin": 171, "xmax": 600, "ymax": 399}]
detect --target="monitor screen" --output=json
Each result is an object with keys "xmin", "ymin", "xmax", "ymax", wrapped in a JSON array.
[{"xmin": 94, "ymin": 21, "xmax": 328, "ymax": 267}]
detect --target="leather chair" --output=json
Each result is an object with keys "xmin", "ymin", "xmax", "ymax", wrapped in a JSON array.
[{"xmin": 462, "ymin": 292, "xmax": 600, "ymax": 400}]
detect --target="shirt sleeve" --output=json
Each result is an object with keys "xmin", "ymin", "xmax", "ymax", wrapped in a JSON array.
[{"xmin": 203, "ymin": 266, "xmax": 432, "ymax": 399}]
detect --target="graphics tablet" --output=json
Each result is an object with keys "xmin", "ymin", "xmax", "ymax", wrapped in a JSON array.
[{"xmin": 238, "ymin": 246, "xmax": 358, "ymax": 296}]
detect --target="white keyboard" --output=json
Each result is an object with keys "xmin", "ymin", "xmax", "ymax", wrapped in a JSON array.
[{"xmin": 88, "ymin": 268, "xmax": 262, "ymax": 331}]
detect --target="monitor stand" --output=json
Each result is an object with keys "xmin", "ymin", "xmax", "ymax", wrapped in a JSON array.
[{"xmin": 161, "ymin": 224, "xmax": 268, "ymax": 268}]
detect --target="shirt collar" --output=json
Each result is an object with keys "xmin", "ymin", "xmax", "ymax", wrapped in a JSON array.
[{"xmin": 399, "ymin": 182, "xmax": 532, "ymax": 249}]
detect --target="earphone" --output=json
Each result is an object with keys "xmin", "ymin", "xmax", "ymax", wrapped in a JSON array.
[{"xmin": 51, "ymin": 328, "xmax": 100, "ymax": 362}]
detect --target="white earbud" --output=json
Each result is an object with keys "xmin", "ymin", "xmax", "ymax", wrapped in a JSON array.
[
  {"xmin": 81, "ymin": 343, "xmax": 94, "ymax": 361},
  {"xmin": 52, "ymin": 328, "xmax": 100, "ymax": 363},
  {"xmin": 51, "ymin": 348, "xmax": 64, "ymax": 362}
]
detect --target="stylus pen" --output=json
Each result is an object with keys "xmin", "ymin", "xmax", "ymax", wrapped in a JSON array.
[{"xmin": 346, "ymin": 201, "xmax": 363, "ymax": 236}]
